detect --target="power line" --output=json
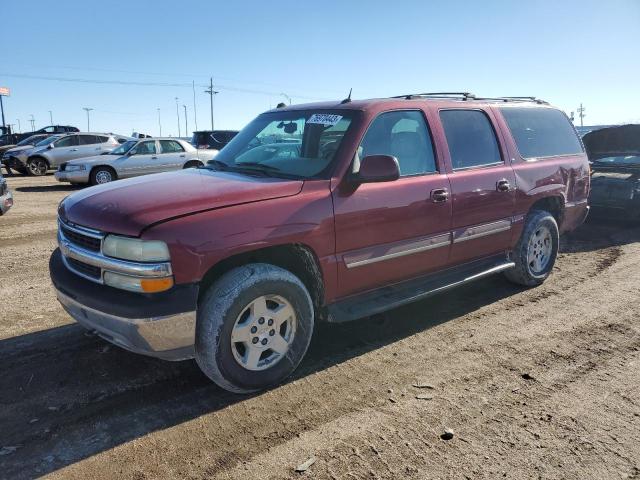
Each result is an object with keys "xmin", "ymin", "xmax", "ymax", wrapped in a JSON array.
[{"xmin": 0, "ymin": 72, "xmax": 331, "ymax": 101}]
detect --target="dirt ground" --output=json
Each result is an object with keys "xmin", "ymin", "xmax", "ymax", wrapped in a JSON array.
[{"xmin": 1, "ymin": 174, "xmax": 639, "ymax": 480}]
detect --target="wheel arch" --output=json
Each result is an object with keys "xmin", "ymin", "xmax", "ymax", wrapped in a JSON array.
[
  {"xmin": 198, "ymin": 243, "xmax": 326, "ymax": 319},
  {"xmin": 528, "ymin": 195, "xmax": 565, "ymax": 225},
  {"xmin": 27, "ymin": 155, "xmax": 50, "ymax": 168}
]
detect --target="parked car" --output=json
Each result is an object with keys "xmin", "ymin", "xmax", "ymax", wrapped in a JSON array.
[
  {"xmin": 0, "ymin": 170, "xmax": 13, "ymax": 215},
  {"xmin": 191, "ymin": 130, "xmax": 239, "ymax": 150},
  {"xmin": 584, "ymin": 124, "xmax": 640, "ymax": 219},
  {"xmin": 3, "ymin": 135, "xmax": 63, "ymax": 175},
  {"xmin": 1, "ymin": 134, "xmax": 51, "ymax": 174},
  {"xmin": 55, "ymin": 138, "xmax": 217, "ymax": 185},
  {"xmin": 50, "ymin": 94, "xmax": 589, "ymax": 393},
  {"xmin": 24, "ymin": 133, "xmax": 126, "ymax": 176}
]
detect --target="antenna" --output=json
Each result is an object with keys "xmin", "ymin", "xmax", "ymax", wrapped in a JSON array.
[{"xmin": 341, "ymin": 88, "xmax": 352, "ymax": 104}]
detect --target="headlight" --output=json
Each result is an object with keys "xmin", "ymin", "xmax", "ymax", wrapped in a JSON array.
[
  {"xmin": 103, "ymin": 235, "xmax": 170, "ymax": 262},
  {"xmin": 65, "ymin": 164, "xmax": 86, "ymax": 172},
  {"xmin": 104, "ymin": 271, "xmax": 174, "ymax": 293}
]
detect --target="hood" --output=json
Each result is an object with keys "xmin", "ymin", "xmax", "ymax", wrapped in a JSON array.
[
  {"xmin": 67, "ymin": 154, "xmax": 119, "ymax": 165},
  {"xmin": 583, "ymin": 124, "xmax": 640, "ymax": 160},
  {"xmin": 59, "ymin": 168, "xmax": 304, "ymax": 236},
  {"xmin": 4, "ymin": 144, "xmax": 37, "ymax": 155}
]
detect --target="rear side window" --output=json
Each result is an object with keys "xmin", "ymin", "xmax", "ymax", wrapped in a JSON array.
[
  {"xmin": 55, "ymin": 136, "xmax": 79, "ymax": 147},
  {"xmin": 78, "ymin": 135, "xmax": 98, "ymax": 145},
  {"xmin": 159, "ymin": 140, "xmax": 184, "ymax": 153},
  {"xmin": 500, "ymin": 107, "xmax": 583, "ymax": 159},
  {"xmin": 440, "ymin": 110, "xmax": 502, "ymax": 170},
  {"xmin": 359, "ymin": 110, "xmax": 437, "ymax": 176}
]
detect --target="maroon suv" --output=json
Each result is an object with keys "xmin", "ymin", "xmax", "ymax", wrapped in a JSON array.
[{"xmin": 50, "ymin": 93, "xmax": 589, "ymax": 393}]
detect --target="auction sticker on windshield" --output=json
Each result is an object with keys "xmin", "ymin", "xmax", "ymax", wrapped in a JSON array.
[{"xmin": 307, "ymin": 114, "xmax": 343, "ymax": 126}]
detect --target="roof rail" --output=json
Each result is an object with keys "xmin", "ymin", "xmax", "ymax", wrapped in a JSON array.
[
  {"xmin": 391, "ymin": 92, "xmax": 476, "ymax": 100},
  {"xmin": 473, "ymin": 96, "xmax": 549, "ymax": 104}
]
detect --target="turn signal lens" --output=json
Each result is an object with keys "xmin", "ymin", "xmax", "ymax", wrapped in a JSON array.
[
  {"xmin": 104, "ymin": 271, "xmax": 174, "ymax": 293},
  {"xmin": 140, "ymin": 277, "xmax": 174, "ymax": 293}
]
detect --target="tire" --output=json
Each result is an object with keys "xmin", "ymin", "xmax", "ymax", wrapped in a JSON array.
[
  {"xmin": 27, "ymin": 157, "xmax": 48, "ymax": 176},
  {"xmin": 90, "ymin": 167, "xmax": 117, "ymax": 186},
  {"xmin": 504, "ymin": 210, "xmax": 559, "ymax": 287},
  {"xmin": 195, "ymin": 263, "xmax": 314, "ymax": 394},
  {"xmin": 183, "ymin": 160, "xmax": 203, "ymax": 169}
]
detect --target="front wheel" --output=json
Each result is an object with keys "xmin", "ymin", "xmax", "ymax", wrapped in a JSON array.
[
  {"xmin": 90, "ymin": 167, "xmax": 117, "ymax": 185},
  {"xmin": 195, "ymin": 263, "xmax": 314, "ymax": 393},
  {"xmin": 27, "ymin": 158, "xmax": 48, "ymax": 176},
  {"xmin": 504, "ymin": 210, "xmax": 559, "ymax": 287}
]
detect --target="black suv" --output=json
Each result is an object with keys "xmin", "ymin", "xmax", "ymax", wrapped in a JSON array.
[{"xmin": 191, "ymin": 130, "xmax": 239, "ymax": 150}]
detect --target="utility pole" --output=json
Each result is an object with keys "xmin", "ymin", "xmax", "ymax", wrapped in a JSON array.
[
  {"xmin": 192, "ymin": 80, "xmax": 198, "ymax": 132},
  {"xmin": 0, "ymin": 96, "xmax": 5, "ymax": 129},
  {"xmin": 175, "ymin": 97, "xmax": 181, "ymax": 137},
  {"xmin": 183, "ymin": 104, "xmax": 188, "ymax": 138},
  {"xmin": 83, "ymin": 107, "xmax": 93, "ymax": 131},
  {"xmin": 204, "ymin": 77, "xmax": 219, "ymax": 131},
  {"xmin": 16, "ymin": 119, "xmax": 21, "ymax": 133},
  {"xmin": 29, "ymin": 114, "xmax": 35, "ymax": 132},
  {"xmin": 157, "ymin": 108, "xmax": 162, "ymax": 136},
  {"xmin": 48, "ymin": 110, "xmax": 53, "ymax": 124},
  {"xmin": 577, "ymin": 103, "xmax": 586, "ymax": 128}
]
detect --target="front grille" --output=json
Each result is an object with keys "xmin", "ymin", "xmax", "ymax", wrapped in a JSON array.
[
  {"xmin": 59, "ymin": 163, "xmax": 67, "ymax": 172},
  {"xmin": 67, "ymin": 257, "xmax": 101, "ymax": 279},
  {"xmin": 61, "ymin": 224, "xmax": 101, "ymax": 252}
]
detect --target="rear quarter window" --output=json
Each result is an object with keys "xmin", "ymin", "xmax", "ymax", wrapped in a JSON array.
[{"xmin": 500, "ymin": 107, "xmax": 583, "ymax": 159}]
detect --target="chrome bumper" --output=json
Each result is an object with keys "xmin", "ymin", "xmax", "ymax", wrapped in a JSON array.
[
  {"xmin": 0, "ymin": 190, "xmax": 13, "ymax": 215},
  {"xmin": 55, "ymin": 170, "xmax": 90, "ymax": 183},
  {"xmin": 56, "ymin": 287, "xmax": 196, "ymax": 360}
]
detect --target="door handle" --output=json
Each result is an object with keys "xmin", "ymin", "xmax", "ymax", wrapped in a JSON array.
[
  {"xmin": 496, "ymin": 179, "xmax": 511, "ymax": 192},
  {"xmin": 151, "ymin": 156, "xmax": 157, "ymax": 159},
  {"xmin": 180, "ymin": 154, "xmax": 186, "ymax": 158},
  {"xmin": 431, "ymin": 188, "xmax": 449, "ymax": 203},
  {"xmin": 70, "ymin": 149, "xmax": 78, "ymax": 152}
]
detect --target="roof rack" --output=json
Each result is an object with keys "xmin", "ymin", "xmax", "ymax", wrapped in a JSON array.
[
  {"xmin": 391, "ymin": 92, "xmax": 476, "ymax": 100},
  {"xmin": 470, "ymin": 96, "xmax": 549, "ymax": 104}
]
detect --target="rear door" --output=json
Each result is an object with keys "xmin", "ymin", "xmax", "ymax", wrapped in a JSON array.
[
  {"xmin": 438, "ymin": 108, "xmax": 516, "ymax": 265},
  {"xmin": 77, "ymin": 134, "xmax": 103, "ymax": 158},
  {"xmin": 157, "ymin": 140, "xmax": 187, "ymax": 171},
  {"xmin": 333, "ymin": 109, "xmax": 452, "ymax": 298}
]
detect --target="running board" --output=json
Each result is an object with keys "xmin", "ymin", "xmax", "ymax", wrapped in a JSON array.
[{"xmin": 327, "ymin": 256, "xmax": 515, "ymax": 323}]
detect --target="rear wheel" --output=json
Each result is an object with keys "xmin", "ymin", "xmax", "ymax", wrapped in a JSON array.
[
  {"xmin": 27, "ymin": 157, "xmax": 48, "ymax": 176},
  {"xmin": 183, "ymin": 160, "xmax": 203, "ymax": 169},
  {"xmin": 504, "ymin": 210, "xmax": 559, "ymax": 286},
  {"xmin": 195, "ymin": 263, "xmax": 314, "ymax": 393},
  {"xmin": 90, "ymin": 167, "xmax": 117, "ymax": 185}
]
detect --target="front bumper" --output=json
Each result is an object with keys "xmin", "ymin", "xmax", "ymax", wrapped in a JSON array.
[
  {"xmin": 0, "ymin": 190, "xmax": 13, "ymax": 215},
  {"xmin": 50, "ymin": 248, "xmax": 198, "ymax": 360},
  {"xmin": 4, "ymin": 154, "xmax": 27, "ymax": 169},
  {"xmin": 55, "ymin": 170, "xmax": 90, "ymax": 183}
]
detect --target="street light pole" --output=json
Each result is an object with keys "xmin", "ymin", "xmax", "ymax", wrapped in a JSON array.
[
  {"xmin": 175, "ymin": 97, "xmax": 181, "ymax": 137},
  {"xmin": 16, "ymin": 119, "xmax": 21, "ymax": 133},
  {"xmin": 29, "ymin": 115, "xmax": 35, "ymax": 132},
  {"xmin": 183, "ymin": 105, "xmax": 188, "ymax": 138},
  {"xmin": 82, "ymin": 107, "xmax": 93, "ymax": 131},
  {"xmin": 280, "ymin": 93, "xmax": 292, "ymax": 105},
  {"xmin": 204, "ymin": 77, "xmax": 219, "ymax": 131},
  {"xmin": 48, "ymin": 110, "xmax": 53, "ymax": 124},
  {"xmin": 157, "ymin": 108, "xmax": 162, "ymax": 136}
]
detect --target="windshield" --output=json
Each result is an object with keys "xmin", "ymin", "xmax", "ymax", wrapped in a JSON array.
[
  {"xmin": 17, "ymin": 135, "xmax": 45, "ymax": 146},
  {"xmin": 209, "ymin": 110, "xmax": 355, "ymax": 179},
  {"xmin": 35, "ymin": 135, "xmax": 61, "ymax": 147},
  {"xmin": 593, "ymin": 155, "xmax": 640, "ymax": 165},
  {"xmin": 110, "ymin": 140, "xmax": 137, "ymax": 155}
]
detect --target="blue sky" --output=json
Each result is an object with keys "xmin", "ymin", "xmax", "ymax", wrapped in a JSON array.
[{"xmin": 1, "ymin": 0, "xmax": 639, "ymax": 136}]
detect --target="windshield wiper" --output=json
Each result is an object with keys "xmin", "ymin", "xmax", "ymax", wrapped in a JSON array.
[
  {"xmin": 203, "ymin": 159, "xmax": 230, "ymax": 171},
  {"xmin": 235, "ymin": 162, "xmax": 282, "ymax": 172}
]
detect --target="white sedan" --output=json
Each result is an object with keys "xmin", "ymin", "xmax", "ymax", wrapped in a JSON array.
[{"xmin": 54, "ymin": 138, "xmax": 217, "ymax": 185}]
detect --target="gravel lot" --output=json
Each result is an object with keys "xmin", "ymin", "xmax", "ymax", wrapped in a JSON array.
[{"xmin": 1, "ymin": 174, "xmax": 639, "ymax": 479}]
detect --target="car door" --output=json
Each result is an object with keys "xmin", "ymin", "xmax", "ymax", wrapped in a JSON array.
[
  {"xmin": 332, "ymin": 110, "xmax": 453, "ymax": 298},
  {"xmin": 119, "ymin": 140, "xmax": 159, "ymax": 178},
  {"xmin": 437, "ymin": 108, "xmax": 516, "ymax": 265},
  {"xmin": 157, "ymin": 140, "xmax": 187, "ymax": 171},
  {"xmin": 77, "ymin": 134, "xmax": 104, "ymax": 158},
  {"xmin": 48, "ymin": 135, "xmax": 80, "ymax": 167}
]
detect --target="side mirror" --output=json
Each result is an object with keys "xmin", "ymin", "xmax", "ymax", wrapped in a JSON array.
[
  {"xmin": 127, "ymin": 150, "xmax": 135, "ymax": 156},
  {"xmin": 48, "ymin": 144, "xmax": 54, "ymax": 149},
  {"xmin": 352, "ymin": 155, "xmax": 400, "ymax": 184}
]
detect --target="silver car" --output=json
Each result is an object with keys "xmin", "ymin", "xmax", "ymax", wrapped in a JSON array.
[
  {"xmin": 25, "ymin": 133, "xmax": 127, "ymax": 176},
  {"xmin": 2, "ymin": 134, "xmax": 61, "ymax": 174},
  {"xmin": 54, "ymin": 138, "xmax": 217, "ymax": 185}
]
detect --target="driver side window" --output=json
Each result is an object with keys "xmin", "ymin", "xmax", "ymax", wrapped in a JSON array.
[
  {"xmin": 131, "ymin": 141, "xmax": 157, "ymax": 155},
  {"xmin": 357, "ymin": 111, "xmax": 437, "ymax": 177}
]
